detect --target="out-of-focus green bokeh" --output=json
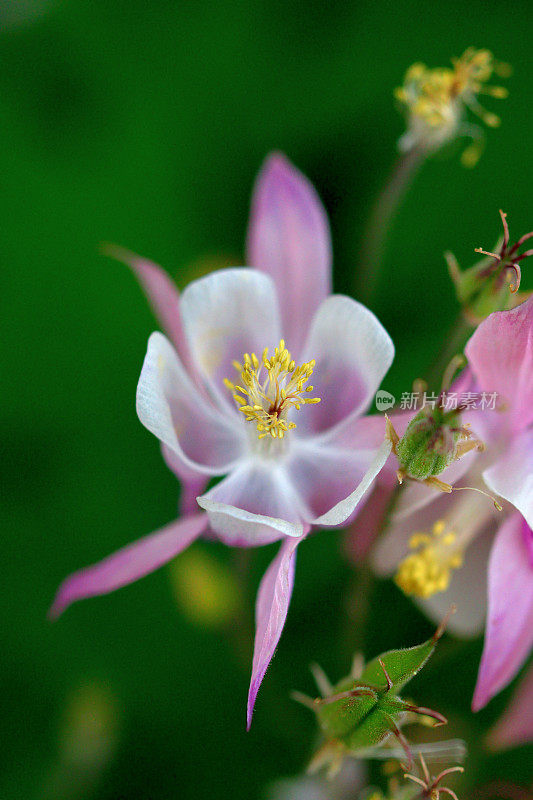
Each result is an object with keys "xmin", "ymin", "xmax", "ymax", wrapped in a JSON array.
[{"xmin": 1, "ymin": 1, "xmax": 531, "ymax": 797}]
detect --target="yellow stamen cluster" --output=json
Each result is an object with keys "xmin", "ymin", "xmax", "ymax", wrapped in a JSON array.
[
  {"xmin": 224, "ymin": 339, "xmax": 320, "ymax": 439},
  {"xmin": 395, "ymin": 47, "xmax": 509, "ymax": 165},
  {"xmin": 395, "ymin": 520, "xmax": 464, "ymax": 599}
]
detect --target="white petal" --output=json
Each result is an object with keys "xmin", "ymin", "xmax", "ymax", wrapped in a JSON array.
[
  {"xmin": 197, "ymin": 461, "xmax": 307, "ymax": 545},
  {"xmin": 180, "ymin": 268, "xmax": 281, "ymax": 410},
  {"xmin": 297, "ymin": 295, "xmax": 394, "ymax": 436},
  {"xmin": 136, "ymin": 332, "xmax": 244, "ymax": 474},
  {"xmin": 287, "ymin": 414, "xmax": 392, "ymax": 525},
  {"xmin": 311, "ymin": 439, "xmax": 392, "ymax": 527}
]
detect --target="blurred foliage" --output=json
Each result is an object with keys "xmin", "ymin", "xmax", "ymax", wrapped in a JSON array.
[{"xmin": 1, "ymin": 0, "xmax": 532, "ymax": 798}]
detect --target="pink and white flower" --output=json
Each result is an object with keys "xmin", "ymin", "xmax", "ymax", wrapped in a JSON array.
[
  {"xmin": 373, "ymin": 296, "xmax": 533, "ymax": 711},
  {"xmin": 51, "ymin": 154, "xmax": 394, "ymax": 727}
]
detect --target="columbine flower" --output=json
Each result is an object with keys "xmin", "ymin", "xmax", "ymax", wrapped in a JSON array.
[
  {"xmin": 51, "ymin": 153, "xmax": 394, "ymax": 727},
  {"xmin": 373, "ymin": 296, "xmax": 533, "ymax": 710},
  {"xmin": 395, "ymin": 47, "xmax": 509, "ymax": 166}
]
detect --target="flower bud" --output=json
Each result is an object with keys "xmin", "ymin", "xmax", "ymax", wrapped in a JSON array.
[
  {"xmin": 395, "ymin": 406, "xmax": 463, "ymax": 483},
  {"xmin": 387, "ymin": 399, "xmax": 484, "ymax": 493},
  {"xmin": 293, "ymin": 614, "xmax": 453, "ymax": 775}
]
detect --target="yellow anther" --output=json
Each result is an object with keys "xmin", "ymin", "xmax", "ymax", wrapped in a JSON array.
[
  {"xmin": 395, "ymin": 520, "xmax": 464, "ymax": 599},
  {"xmin": 225, "ymin": 339, "xmax": 320, "ymax": 440},
  {"xmin": 409, "ymin": 533, "xmax": 432, "ymax": 548}
]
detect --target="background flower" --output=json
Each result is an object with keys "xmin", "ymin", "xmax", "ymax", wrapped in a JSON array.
[{"xmin": 373, "ymin": 297, "xmax": 533, "ymax": 710}]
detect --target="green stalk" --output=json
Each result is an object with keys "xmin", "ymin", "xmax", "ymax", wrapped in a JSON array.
[{"xmin": 356, "ymin": 146, "xmax": 427, "ymax": 303}]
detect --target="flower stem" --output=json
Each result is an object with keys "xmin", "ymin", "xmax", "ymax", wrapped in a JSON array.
[{"xmin": 356, "ymin": 146, "xmax": 427, "ymax": 303}]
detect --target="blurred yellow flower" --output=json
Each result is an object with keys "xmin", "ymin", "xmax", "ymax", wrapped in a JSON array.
[
  {"xmin": 395, "ymin": 48, "xmax": 510, "ymax": 166},
  {"xmin": 170, "ymin": 546, "xmax": 243, "ymax": 628}
]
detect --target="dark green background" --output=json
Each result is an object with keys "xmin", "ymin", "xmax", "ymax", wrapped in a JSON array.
[{"xmin": 2, "ymin": 1, "xmax": 532, "ymax": 797}]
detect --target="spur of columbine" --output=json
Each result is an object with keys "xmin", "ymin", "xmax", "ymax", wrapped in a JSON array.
[
  {"xmin": 50, "ymin": 153, "xmax": 394, "ymax": 727},
  {"xmin": 395, "ymin": 47, "xmax": 509, "ymax": 166},
  {"xmin": 373, "ymin": 295, "xmax": 533, "ymax": 711}
]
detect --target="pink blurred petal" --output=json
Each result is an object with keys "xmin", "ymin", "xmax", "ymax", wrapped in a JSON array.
[
  {"xmin": 247, "ymin": 533, "xmax": 305, "ymax": 728},
  {"xmin": 483, "ymin": 428, "xmax": 533, "ymax": 531},
  {"xmin": 297, "ymin": 296, "xmax": 394, "ymax": 436},
  {"xmin": 197, "ymin": 462, "xmax": 306, "ymax": 545},
  {"xmin": 465, "ymin": 295, "xmax": 533, "ymax": 433},
  {"xmin": 487, "ymin": 664, "xmax": 533, "ymax": 750},
  {"xmin": 246, "ymin": 153, "xmax": 331, "ymax": 356},
  {"xmin": 50, "ymin": 513, "xmax": 208, "ymax": 618},
  {"xmin": 180, "ymin": 268, "xmax": 281, "ymax": 412},
  {"xmin": 344, "ymin": 484, "xmax": 395, "ymax": 563},
  {"xmin": 137, "ymin": 332, "xmax": 245, "ymax": 474},
  {"xmin": 104, "ymin": 245, "xmax": 194, "ymax": 373},
  {"xmin": 472, "ymin": 513, "xmax": 533, "ymax": 710},
  {"xmin": 523, "ymin": 521, "xmax": 533, "ymax": 567}
]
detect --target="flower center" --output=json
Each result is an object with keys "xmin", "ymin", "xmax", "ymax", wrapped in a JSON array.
[
  {"xmin": 395, "ymin": 487, "xmax": 499, "ymax": 599},
  {"xmin": 394, "ymin": 521, "xmax": 464, "ymax": 599},
  {"xmin": 224, "ymin": 339, "xmax": 320, "ymax": 440}
]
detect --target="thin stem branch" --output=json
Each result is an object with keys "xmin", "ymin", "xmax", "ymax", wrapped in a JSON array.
[{"xmin": 356, "ymin": 146, "xmax": 427, "ymax": 303}]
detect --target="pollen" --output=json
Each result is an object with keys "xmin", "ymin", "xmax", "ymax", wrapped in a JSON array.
[
  {"xmin": 394, "ymin": 520, "xmax": 464, "ymax": 599},
  {"xmin": 225, "ymin": 340, "xmax": 320, "ymax": 439}
]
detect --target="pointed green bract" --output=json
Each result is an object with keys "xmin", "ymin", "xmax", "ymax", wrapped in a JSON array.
[{"xmin": 360, "ymin": 635, "xmax": 437, "ymax": 694}]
